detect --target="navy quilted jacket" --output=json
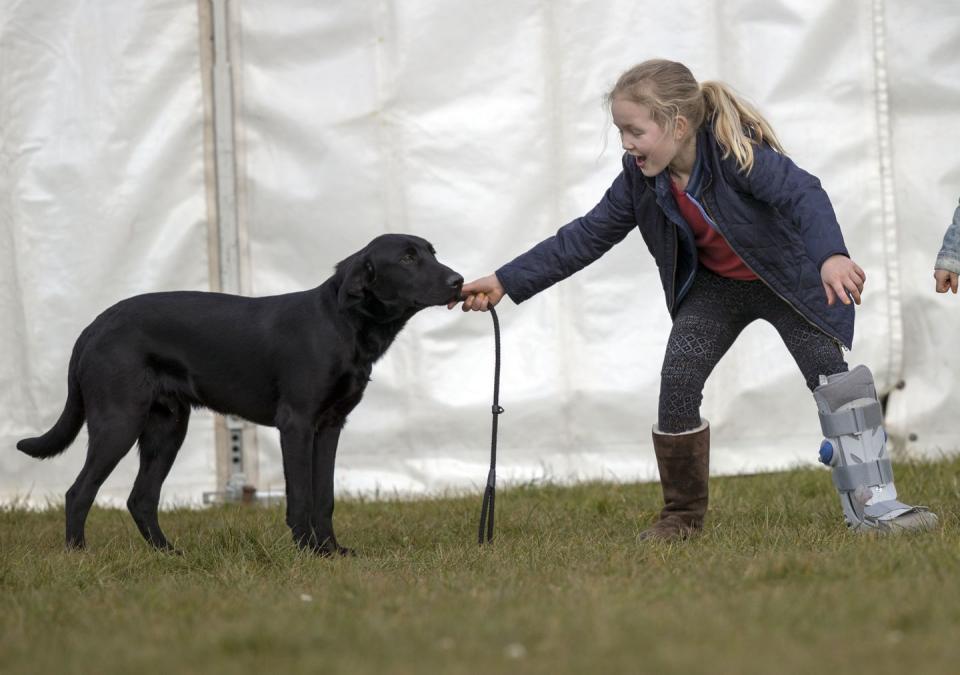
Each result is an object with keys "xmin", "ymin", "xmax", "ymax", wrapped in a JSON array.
[{"xmin": 496, "ymin": 125, "xmax": 855, "ymax": 348}]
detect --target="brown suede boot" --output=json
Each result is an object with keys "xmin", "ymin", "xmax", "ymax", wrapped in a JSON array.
[{"xmin": 638, "ymin": 420, "xmax": 710, "ymax": 541}]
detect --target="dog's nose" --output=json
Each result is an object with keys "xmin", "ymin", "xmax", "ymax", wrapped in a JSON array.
[{"xmin": 447, "ymin": 273, "xmax": 464, "ymax": 290}]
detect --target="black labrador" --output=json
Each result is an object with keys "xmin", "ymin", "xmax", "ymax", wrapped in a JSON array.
[{"xmin": 17, "ymin": 233, "xmax": 463, "ymax": 555}]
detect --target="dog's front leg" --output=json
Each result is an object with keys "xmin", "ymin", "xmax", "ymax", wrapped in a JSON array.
[
  {"xmin": 279, "ymin": 421, "xmax": 320, "ymax": 553},
  {"xmin": 312, "ymin": 426, "xmax": 353, "ymax": 557}
]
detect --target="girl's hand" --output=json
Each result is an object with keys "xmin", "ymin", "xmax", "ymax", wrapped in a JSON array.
[
  {"xmin": 820, "ymin": 255, "xmax": 865, "ymax": 306},
  {"xmin": 447, "ymin": 273, "xmax": 505, "ymax": 312},
  {"xmin": 935, "ymin": 269, "xmax": 959, "ymax": 294}
]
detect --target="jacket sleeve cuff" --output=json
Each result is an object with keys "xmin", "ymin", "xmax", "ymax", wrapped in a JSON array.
[
  {"xmin": 935, "ymin": 255, "xmax": 960, "ymax": 274},
  {"xmin": 494, "ymin": 265, "xmax": 529, "ymax": 305},
  {"xmin": 815, "ymin": 250, "xmax": 849, "ymax": 270}
]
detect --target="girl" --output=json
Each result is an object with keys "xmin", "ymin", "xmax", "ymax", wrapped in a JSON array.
[
  {"xmin": 934, "ymin": 198, "xmax": 960, "ymax": 294},
  {"xmin": 451, "ymin": 59, "xmax": 936, "ymax": 538}
]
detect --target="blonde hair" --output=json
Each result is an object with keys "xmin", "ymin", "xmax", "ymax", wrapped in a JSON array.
[{"xmin": 606, "ymin": 59, "xmax": 785, "ymax": 174}]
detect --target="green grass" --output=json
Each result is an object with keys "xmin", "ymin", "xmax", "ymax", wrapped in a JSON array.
[{"xmin": 2, "ymin": 456, "xmax": 959, "ymax": 675}]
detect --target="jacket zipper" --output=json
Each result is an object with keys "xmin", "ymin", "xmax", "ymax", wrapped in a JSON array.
[
  {"xmin": 695, "ymin": 181, "xmax": 847, "ymax": 350},
  {"xmin": 669, "ymin": 224, "xmax": 678, "ymax": 313}
]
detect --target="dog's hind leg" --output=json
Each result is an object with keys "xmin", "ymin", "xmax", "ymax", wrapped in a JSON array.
[
  {"xmin": 127, "ymin": 400, "xmax": 190, "ymax": 552},
  {"xmin": 65, "ymin": 405, "xmax": 148, "ymax": 550}
]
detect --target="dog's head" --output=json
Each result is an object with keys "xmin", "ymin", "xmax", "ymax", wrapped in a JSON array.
[{"xmin": 335, "ymin": 234, "xmax": 463, "ymax": 321}]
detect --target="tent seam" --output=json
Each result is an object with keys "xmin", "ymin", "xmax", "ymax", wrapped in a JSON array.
[{"xmin": 871, "ymin": 0, "xmax": 903, "ymax": 392}]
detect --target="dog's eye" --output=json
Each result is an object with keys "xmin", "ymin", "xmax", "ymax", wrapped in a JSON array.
[{"xmin": 400, "ymin": 253, "xmax": 417, "ymax": 265}]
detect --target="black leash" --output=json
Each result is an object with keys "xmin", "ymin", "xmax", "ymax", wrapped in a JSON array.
[{"xmin": 478, "ymin": 306, "xmax": 503, "ymax": 545}]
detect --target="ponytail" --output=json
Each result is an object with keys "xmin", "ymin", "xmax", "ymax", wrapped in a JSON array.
[{"xmin": 700, "ymin": 81, "xmax": 785, "ymax": 174}]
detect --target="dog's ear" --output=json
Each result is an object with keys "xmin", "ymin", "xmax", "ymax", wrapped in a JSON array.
[{"xmin": 337, "ymin": 255, "xmax": 376, "ymax": 309}]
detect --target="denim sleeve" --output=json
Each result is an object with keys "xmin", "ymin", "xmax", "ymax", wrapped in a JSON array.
[
  {"xmin": 732, "ymin": 143, "xmax": 848, "ymax": 270},
  {"xmin": 495, "ymin": 156, "xmax": 638, "ymax": 304},
  {"xmin": 935, "ymin": 199, "xmax": 960, "ymax": 274}
]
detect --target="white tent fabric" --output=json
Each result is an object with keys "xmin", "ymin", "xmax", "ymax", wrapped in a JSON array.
[
  {"xmin": 2, "ymin": 0, "xmax": 958, "ymax": 507},
  {"xmin": 1, "ymin": 0, "xmax": 216, "ymax": 505},
  {"xmin": 883, "ymin": 1, "xmax": 960, "ymax": 458}
]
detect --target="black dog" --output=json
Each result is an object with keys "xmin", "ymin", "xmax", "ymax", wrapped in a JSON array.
[{"xmin": 17, "ymin": 234, "xmax": 463, "ymax": 555}]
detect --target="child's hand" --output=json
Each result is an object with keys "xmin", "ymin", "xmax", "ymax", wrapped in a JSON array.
[
  {"xmin": 820, "ymin": 255, "xmax": 865, "ymax": 306},
  {"xmin": 447, "ymin": 273, "xmax": 505, "ymax": 312},
  {"xmin": 934, "ymin": 269, "xmax": 958, "ymax": 294}
]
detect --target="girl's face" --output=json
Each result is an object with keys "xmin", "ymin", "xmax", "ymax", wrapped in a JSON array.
[{"xmin": 611, "ymin": 98, "xmax": 679, "ymax": 177}]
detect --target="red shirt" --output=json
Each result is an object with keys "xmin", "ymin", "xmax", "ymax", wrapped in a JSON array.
[{"xmin": 670, "ymin": 179, "xmax": 758, "ymax": 281}]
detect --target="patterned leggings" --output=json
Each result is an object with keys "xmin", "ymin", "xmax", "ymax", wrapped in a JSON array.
[{"xmin": 659, "ymin": 266, "xmax": 848, "ymax": 433}]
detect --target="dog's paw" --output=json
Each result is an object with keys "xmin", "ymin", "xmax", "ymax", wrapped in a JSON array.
[
  {"xmin": 313, "ymin": 540, "xmax": 355, "ymax": 558},
  {"xmin": 159, "ymin": 544, "xmax": 185, "ymax": 556}
]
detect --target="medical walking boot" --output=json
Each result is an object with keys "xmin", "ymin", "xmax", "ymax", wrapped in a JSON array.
[
  {"xmin": 814, "ymin": 365, "xmax": 938, "ymax": 533},
  {"xmin": 639, "ymin": 420, "xmax": 710, "ymax": 541}
]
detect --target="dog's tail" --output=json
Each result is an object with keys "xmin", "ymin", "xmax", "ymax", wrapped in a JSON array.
[{"xmin": 17, "ymin": 341, "xmax": 86, "ymax": 460}]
